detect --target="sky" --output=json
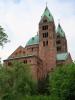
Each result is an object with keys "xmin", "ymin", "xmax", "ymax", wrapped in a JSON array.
[{"xmin": 0, "ymin": 0, "xmax": 75, "ymax": 62}]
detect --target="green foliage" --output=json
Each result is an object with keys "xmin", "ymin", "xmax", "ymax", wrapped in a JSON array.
[
  {"xmin": 38, "ymin": 74, "xmax": 50, "ymax": 95},
  {"xmin": 4, "ymin": 95, "xmax": 59, "ymax": 100},
  {"xmin": 49, "ymin": 63, "xmax": 75, "ymax": 100},
  {"xmin": 0, "ymin": 62, "xmax": 37, "ymax": 100},
  {"xmin": 0, "ymin": 26, "xmax": 9, "ymax": 47},
  {"xmin": 23, "ymin": 95, "xmax": 57, "ymax": 100},
  {"xmin": 0, "ymin": 62, "xmax": 75, "ymax": 100}
]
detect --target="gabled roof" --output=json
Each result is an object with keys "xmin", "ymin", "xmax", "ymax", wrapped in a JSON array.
[
  {"xmin": 56, "ymin": 24, "xmax": 65, "ymax": 37},
  {"xmin": 26, "ymin": 35, "xmax": 39, "ymax": 46},
  {"xmin": 8, "ymin": 46, "xmax": 24, "ymax": 59},
  {"xmin": 56, "ymin": 53, "xmax": 68, "ymax": 61},
  {"xmin": 41, "ymin": 6, "xmax": 54, "ymax": 22}
]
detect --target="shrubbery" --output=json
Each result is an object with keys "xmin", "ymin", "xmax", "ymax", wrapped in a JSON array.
[
  {"xmin": 0, "ymin": 62, "xmax": 37, "ymax": 100},
  {"xmin": 0, "ymin": 62, "xmax": 75, "ymax": 100},
  {"xmin": 49, "ymin": 63, "xmax": 75, "ymax": 100}
]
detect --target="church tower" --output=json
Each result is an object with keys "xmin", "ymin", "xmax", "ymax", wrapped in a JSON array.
[
  {"xmin": 56, "ymin": 24, "xmax": 68, "ymax": 53},
  {"xmin": 39, "ymin": 6, "xmax": 56, "ymax": 74}
]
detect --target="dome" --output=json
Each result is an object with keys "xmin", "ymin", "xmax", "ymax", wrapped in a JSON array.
[{"xmin": 26, "ymin": 35, "xmax": 39, "ymax": 46}]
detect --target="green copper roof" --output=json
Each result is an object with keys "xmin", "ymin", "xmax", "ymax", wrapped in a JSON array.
[
  {"xmin": 26, "ymin": 35, "xmax": 39, "ymax": 46},
  {"xmin": 56, "ymin": 53, "xmax": 68, "ymax": 61},
  {"xmin": 41, "ymin": 6, "xmax": 54, "ymax": 22},
  {"xmin": 56, "ymin": 24, "xmax": 65, "ymax": 37}
]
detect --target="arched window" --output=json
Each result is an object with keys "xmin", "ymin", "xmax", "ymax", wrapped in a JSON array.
[
  {"xmin": 43, "ymin": 41, "xmax": 48, "ymax": 47},
  {"xmin": 43, "ymin": 32, "xmax": 48, "ymax": 38},
  {"xmin": 42, "ymin": 25, "xmax": 48, "ymax": 30},
  {"xmin": 46, "ymin": 41, "xmax": 48, "ymax": 46},
  {"xmin": 24, "ymin": 60, "xmax": 27, "ymax": 64},
  {"xmin": 56, "ymin": 40, "xmax": 61, "ymax": 44},
  {"xmin": 57, "ymin": 46, "xmax": 61, "ymax": 52},
  {"xmin": 43, "ymin": 19, "xmax": 47, "ymax": 23},
  {"xmin": 57, "ymin": 35, "xmax": 60, "ymax": 38},
  {"xmin": 43, "ymin": 41, "xmax": 45, "ymax": 47}
]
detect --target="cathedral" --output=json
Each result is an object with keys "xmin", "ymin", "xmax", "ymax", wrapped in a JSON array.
[{"xmin": 4, "ymin": 6, "xmax": 72, "ymax": 80}]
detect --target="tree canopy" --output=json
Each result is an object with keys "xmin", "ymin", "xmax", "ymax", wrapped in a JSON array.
[
  {"xmin": 0, "ymin": 61, "xmax": 75, "ymax": 100},
  {"xmin": 0, "ymin": 62, "xmax": 37, "ymax": 100},
  {"xmin": 0, "ymin": 26, "xmax": 9, "ymax": 47},
  {"xmin": 49, "ymin": 63, "xmax": 75, "ymax": 100}
]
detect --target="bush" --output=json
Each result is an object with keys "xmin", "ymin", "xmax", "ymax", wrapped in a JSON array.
[
  {"xmin": 0, "ymin": 62, "xmax": 37, "ymax": 100},
  {"xmin": 0, "ymin": 62, "xmax": 75, "ymax": 100},
  {"xmin": 49, "ymin": 63, "xmax": 75, "ymax": 100}
]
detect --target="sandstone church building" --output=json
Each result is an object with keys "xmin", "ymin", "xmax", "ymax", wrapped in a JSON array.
[{"xmin": 4, "ymin": 6, "xmax": 72, "ymax": 80}]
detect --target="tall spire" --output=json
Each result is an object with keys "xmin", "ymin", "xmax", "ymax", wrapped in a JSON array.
[
  {"xmin": 56, "ymin": 23, "xmax": 65, "ymax": 37},
  {"xmin": 41, "ymin": 5, "xmax": 54, "ymax": 22}
]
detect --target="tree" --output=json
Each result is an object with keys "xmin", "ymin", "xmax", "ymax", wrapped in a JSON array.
[
  {"xmin": 49, "ymin": 63, "xmax": 75, "ymax": 100},
  {"xmin": 0, "ymin": 26, "xmax": 9, "ymax": 47},
  {"xmin": 38, "ymin": 73, "xmax": 50, "ymax": 95},
  {"xmin": 0, "ymin": 62, "xmax": 37, "ymax": 100}
]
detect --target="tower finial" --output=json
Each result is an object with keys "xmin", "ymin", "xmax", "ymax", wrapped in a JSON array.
[
  {"xmin": 58, "ymin": 19, "xmax": 61, "ymax": 27},
  {"xmin": 58, "ymin": 19, "xmax": 60, "ymax": 24},
  {"xmin": 46, "ymin": 1, "xmax": 48, "ymax": 8}
]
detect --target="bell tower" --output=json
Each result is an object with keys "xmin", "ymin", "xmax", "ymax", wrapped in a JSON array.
[
  {"xmin": 56, "ymin": 24, "xmax": 68, "ymax": 53},
  {"xmin": 39, "ymin": 6, "xmax": 56, "ymax": 74}
]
